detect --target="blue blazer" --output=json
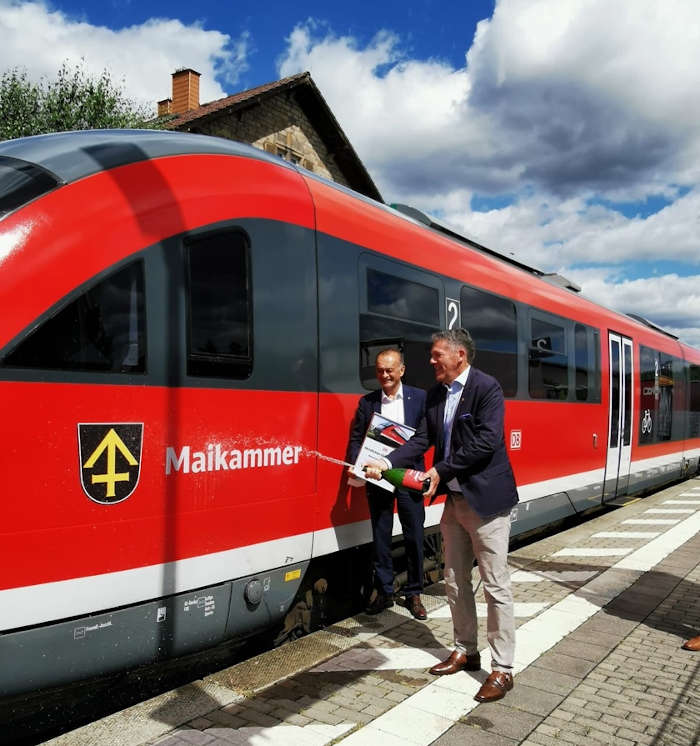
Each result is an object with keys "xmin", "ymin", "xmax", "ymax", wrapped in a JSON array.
[
  {"xmin": 386, "ymin": 368, "xmax": 518, "ymax": 517},
  {"xmin": 347, "ymin": 384, "xmax": 426, "ymax": 472}
]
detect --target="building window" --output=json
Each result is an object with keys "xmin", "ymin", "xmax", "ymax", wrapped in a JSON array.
[
  {"xmin": 276, "ymin": 144, "xmax": 302, "ymax": 165},
  {"xmin": 186, "ymin": 231, "xmax": 252, "ymax": 379},
  {"xmin": 459, "ymin": 285, "xmax": 517, "ymax": 397},
  {"xmin": 2, "ymin": 260, "xmax": 146, "ymax": 373}
]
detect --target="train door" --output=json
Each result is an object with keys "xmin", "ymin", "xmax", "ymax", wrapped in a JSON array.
[{"xmin": 603, "ymin": 333, "xmax": 633, "ymax": 501}]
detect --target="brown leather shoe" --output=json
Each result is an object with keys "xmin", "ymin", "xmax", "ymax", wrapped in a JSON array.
[
  {"xmin": 406, "ymin": 595, "xmax": 428, "ymax": 620},
  {"xmin": 682, "ymin": 635, "xmax": 700, "ymax": 651},
  {"xmin": 429, "ymin": 650, "xmax": 481, "ymax": 675},
  {"xmin": 474, "ymin": 671, "xmax": 514, "ymax": 702}
]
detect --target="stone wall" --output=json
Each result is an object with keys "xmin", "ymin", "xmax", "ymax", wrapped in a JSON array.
[{"xmin": 193, "ymin": 94, "xmax": 350, "ymax": 187}]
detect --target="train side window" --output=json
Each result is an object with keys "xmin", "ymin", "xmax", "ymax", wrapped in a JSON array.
[
  {"xmin": 529, "ymin": 315, "xmax": 569, "ymax": 400},
  {"xmin": 623, "ymin": 342, "xmax": 632, "ymax": 445},
  {"xmin": 689, "ymin": 364, "xmax": 700, "ymax": 439},
  {"xmin": 639, "ymin": 346, "xmax": 658, "ymax": 443},
  {"xmin": 360, "ymin": 266, "xmax": 440, "ymax": 391},
  {"xmin": 367, "ymin": 269, "xmax": 439, "ymax": 326},
  {"xmin": 459, "ymin": 285, "xmax": 517, "ymax": 397},
  {"xmin": 658, "ymin": 355, "xmax": 674, "ymax": 441},
  {"xmin": 639, "ymin": 345, "xmax": 678, "ymax": 443},
  {"xmin": 186, "ymin": 231, "xmax": 252, "ymax": 379},
  {"xmin": 1, "ymin": 260, "xmax": 145, "ymax": 372},
  {"xmin": 574, "ymin": 323, "xmax": 601, "ymax": 402}
]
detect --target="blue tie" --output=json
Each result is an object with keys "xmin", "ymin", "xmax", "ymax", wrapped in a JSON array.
[{"xmin": 443, "ymin": 383, "xmax": 458, "ymax": 459}]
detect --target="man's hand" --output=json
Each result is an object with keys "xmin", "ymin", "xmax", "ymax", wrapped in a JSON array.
[
  {"xmin": 347, "ymin": 467, "xmax": 364, "ymax": 487},
  {"xmin": 363, "ymin": 460, "xmax": 386, "ymax": 480},
  {"xmin": 424, "ymin": 467, "xmax": 440, "ymax": 502}
]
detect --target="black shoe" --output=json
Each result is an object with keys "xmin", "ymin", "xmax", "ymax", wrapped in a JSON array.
[{"xmin": 365, "ymin": 593, "xmax": 394, "ymax": 614}]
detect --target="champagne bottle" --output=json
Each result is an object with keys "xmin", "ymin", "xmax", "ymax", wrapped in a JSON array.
[{"xmin": 364, "ymin": 466, "xmax": 431, "ymax": 493}]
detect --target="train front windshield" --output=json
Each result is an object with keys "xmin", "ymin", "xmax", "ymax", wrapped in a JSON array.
[{"xmin": 0, "ymin": 156, "xmax": 60, "ymax": 219}]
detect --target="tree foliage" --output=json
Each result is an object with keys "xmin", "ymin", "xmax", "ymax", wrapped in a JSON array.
[{"xmin": 0, "ymin": 62, "xmax": 157, "ymax": 141}]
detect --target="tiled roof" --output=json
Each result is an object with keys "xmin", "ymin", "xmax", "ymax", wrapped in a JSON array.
[{"xmin": 164, "ymin": 72, "xmax": 312, "ymax": 128}]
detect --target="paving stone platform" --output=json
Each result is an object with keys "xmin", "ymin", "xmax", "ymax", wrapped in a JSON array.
[{"xmin": 45, "ymin": 477, "xmax": 700, "ymax": 746}]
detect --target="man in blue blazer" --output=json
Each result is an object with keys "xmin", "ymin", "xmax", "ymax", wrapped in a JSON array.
[
  {"xmin": 366, "ymin": 329, "xmax": 518, "ymax": 703},
  {"xmin": 347, "ymin": 349, "xmax": 428, "ymax": 619}
]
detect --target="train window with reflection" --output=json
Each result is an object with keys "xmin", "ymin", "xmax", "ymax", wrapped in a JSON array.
[
  {"xmin": 529, "ymin": 315, "xmax": 569, "ymax": 400},
  {"xmin": 639, "ymin": 346, "xmax": 658, "ymax": 443},
  {"xmin": 657, "ymin": 356, "xmax": 674, "ymax": 441},
  {"xmin": 186, "ymin": 231, "xmax": 252, "ymax": 379},
  {"xmin": 689, "ymin": 364, "xmax": 700, "ymax": 439},
  {"xmin": 574, "ymin": 323, "xmax": 601, "ymax": 402},
  {"xmin": 1, "ymin": 260, "xmax": 145, "ymax": 372},
  {"xmin": 639, "ymin": 345, "xmax": 680, "ymax": 444},
  {"xmin": 367, "ymin": 269, "xmax": 439, "ymax": 326},
  {"xmin": 360, "ymin": 268, "xmax": 439, "ymax": 391},
  {"xmin": 460, "ymin": 285, "xmax": 517, "ymax": 397},
  {"xmin": 0, "ymin": 156, "xmax": 60, "ymax": 219}
]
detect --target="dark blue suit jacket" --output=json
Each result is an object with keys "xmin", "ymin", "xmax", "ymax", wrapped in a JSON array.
[
  {"xmin": 347, "ymin": 384, "xmax": 426, "ymax": 472},
  {"xmin": 386, "ymin": 367, "xmax": 518, "ymax": 517}
]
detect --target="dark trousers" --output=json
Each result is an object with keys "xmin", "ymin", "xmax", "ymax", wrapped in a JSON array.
[{"xmin": 367, "ymin": 486, "xmax": 425, "ymax": 597}]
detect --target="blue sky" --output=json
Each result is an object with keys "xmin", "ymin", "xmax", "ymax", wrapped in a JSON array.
[
  {"xmin": 1, "ymin": 0, "xmax": 699, "ymax": 346},
  {"xmin": 51, "ymin": 0, "xmax": 494, "ymax": 82}
]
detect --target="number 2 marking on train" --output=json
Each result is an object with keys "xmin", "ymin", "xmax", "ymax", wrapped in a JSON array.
[{"xmin": 446, "ymin": 298, "xmax": 460, "ymax": 330}]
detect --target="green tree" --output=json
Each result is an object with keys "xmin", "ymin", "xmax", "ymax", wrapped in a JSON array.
[{"xmin": 0, "ymin": 62, "xmax": 157, "ymax": 141}]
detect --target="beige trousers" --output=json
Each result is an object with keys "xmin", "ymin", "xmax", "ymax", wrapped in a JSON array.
[{"xmin": 440, "ymin": 494, "xmax": 515, "ymax": 672}]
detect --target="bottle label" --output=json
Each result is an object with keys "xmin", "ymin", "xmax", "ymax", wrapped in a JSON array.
[{"xmin": 401, "ymin": 469, "xmax": 429, "ymax": 492}]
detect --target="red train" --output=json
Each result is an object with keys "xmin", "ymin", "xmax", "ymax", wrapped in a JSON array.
[{"xmin": 0, "ymin": 130, "xmax": 698, "ymax": 697}]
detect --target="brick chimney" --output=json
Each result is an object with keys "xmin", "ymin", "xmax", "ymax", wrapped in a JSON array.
[
  {"xmin": 171, "ymin": 68, "xmax": 200, "ymax": 114},
  {"xmin": 157, "ymin": 98, "xmax": 172, "ymax": 117}
]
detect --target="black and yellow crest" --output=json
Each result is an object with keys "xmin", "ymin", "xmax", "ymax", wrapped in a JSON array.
[{"xmin": 78, "ymin": 423, "xmax": 143, "ymax": 504}]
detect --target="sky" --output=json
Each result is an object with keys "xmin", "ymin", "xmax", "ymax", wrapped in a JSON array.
[{"xmin": 1, "ymin": 0, "xmax": 699, "ymax": 347}]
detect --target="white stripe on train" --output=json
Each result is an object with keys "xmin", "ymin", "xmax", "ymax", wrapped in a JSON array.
[{"xmin": 1, "ymin": 450, "xmax": 696, "ymax": 632}]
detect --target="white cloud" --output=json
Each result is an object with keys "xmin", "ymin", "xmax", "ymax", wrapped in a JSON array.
[
  {"xmin": 466, "ymin": 0, "xmax": 700, "ymax": 198},
  {"xmin": 432, "ymin": 192, "xmax": 700, "ymax": 348},
  {"xmin": 442, "ymin": 188, "xmax": 700, "ymax": 270},
  {"xmin": 0, "ymin": 0, "xmax": 248, "ymax": 112},
  {"xmin": 277, "ymin": 0, "xmax": 700, "ymax": 348},
  {"xmin": 563, "ymin": 268, "xmax": 700, "ymax": 348},
  {"xmin": 280, "ymin": 0, "xmax": 700, "ymax": 199},
  {"xmin": 279, "ymin": 23, "xmax": 485, "ymax": 196}
]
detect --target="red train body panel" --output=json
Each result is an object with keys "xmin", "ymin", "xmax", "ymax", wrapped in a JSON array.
[{"xmin": 0, "ymin": 130, "xmax": 698, "ymax": 697}]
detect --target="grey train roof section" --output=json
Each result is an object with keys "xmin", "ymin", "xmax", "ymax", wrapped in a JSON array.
[{"xmin": 0, "ymin": 129, "xmax": 293, "ymax": 185}]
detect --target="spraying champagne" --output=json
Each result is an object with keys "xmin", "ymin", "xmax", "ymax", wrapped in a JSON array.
[
  {"xmin": 363, "ymin": 466, "xmax": 431, "ymax": 494},
  {"xmin": 307, "ymin": 450, "xmax": 431, "ymax": 495}
]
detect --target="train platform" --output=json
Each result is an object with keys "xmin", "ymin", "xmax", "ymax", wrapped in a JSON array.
[{"xmin": 45, "ymin": 478, "xmax": 700, "ymax": 746}]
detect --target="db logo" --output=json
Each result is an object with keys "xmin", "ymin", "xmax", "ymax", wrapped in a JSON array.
[{"xmin": 510, "ymin": 430, "xmax": 522, "ymax": 450}]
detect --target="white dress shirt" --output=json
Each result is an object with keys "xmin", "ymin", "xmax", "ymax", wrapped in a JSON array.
[
  {"xmin": 381, "ymin": 382, "xmax": 405, "ymax": 424},
  {"xmin": 443, "ymin": 366, "xmax": 470, "ymax": 492}
]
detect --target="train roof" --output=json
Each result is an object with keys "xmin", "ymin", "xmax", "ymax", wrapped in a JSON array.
[
  {"xmin": 296, "ymin": 169, "xmax": 686, "ymax": 347},
  {"xmin": 381, "ymin": 203, "xmax": 685, "ymax": 343},
  {"xmin": 389, "ymin": 202, "xmax": 582, "ymax": 293},
  {"xmin": 0, "ymin": 128, "xmax": 290, "ymax": 185}
]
